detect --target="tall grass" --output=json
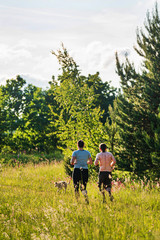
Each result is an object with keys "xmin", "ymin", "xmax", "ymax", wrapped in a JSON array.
[{"xmin": 0, "ymin": 162, "xmax": 159, "ymax": 240}]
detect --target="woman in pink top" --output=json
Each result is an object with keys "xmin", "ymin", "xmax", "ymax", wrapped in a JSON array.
[{"xmin": 94, "ymin": 143, "xmax": 116, "ymax": 202}]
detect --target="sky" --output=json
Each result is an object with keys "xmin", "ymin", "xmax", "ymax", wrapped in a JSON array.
[{"xmin": 0, "ymin": 0, "xmax": 157, "ymax": 89}]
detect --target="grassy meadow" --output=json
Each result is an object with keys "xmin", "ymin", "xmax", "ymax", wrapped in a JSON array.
[{"xmin": 0, "ymin": 161, "xmax": 160, "ymax": 240}]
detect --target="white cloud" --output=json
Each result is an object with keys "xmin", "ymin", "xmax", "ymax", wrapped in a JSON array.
[
  {"xmin": 0, "ymin": 73, "xmax": 50, "ymax": 89},
  {"xmin": 21, "ymin": 73, "xmax": 50, "ymax": 88},
  {"xmin": 0, "ymin": 40, "xmax": 57, "ymax": 87},
  {"xmin": 0, "ymin": 40, "xmax": 34, "ymax": 62},
  {"xmin": 69, "ymin": 41, "xmax": 134, "ymax": 88},
  {"xmin": 0, "ymin": 0, "xmax": 157, "ymax": 89}
]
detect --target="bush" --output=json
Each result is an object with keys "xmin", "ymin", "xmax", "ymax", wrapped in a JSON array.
[{"xmin": 0, "ymin": 150, "xmax": 63, "ymax": 167}]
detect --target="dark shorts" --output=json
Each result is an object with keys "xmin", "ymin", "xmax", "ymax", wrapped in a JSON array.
[
  {"xmin": 98, "ymin": 171, "xmax": 112, "ymax": 191},
  {"xmin": 72, "ymin": 168, "xmax": 88, "ymax": 192}
]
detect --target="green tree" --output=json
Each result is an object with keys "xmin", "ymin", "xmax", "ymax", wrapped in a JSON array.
[
  {"xmin": 51, "ymin": 44, "xmax": 117, "ymax": 124},
  {"xmin": 142, "ymin": 106, "xmax": 160, "ymax": 178},
  {"xmin": 103, "ymin": 102, "xmax": 120, "ymax": 155},
  {"xmin": 51, "ymin": 45, "xmax": 110, "ymax": 176},
  {"xmin": 55, "ymin": 79, "xmax": 104, "ymax": 177},
  {"xmin": 115, "ymin": 3, "xmax": 160, "ymax": 178},
  {"xmin": 0, "ymin": 76, "xmax": 26, "ymax": 149},
  {"xmin": 85, "ymin": 73, "xmax": 118, "ymax": 124},
  {"xmin": 0, "ymin": 88, "xmax": 7, "ymax": 150},
  {"xmin": 0, "ymin": 75, "xmax": 60, "ymax": 153},
  {"xmin": 13, "ymin": 84, "xmax": 57, "ymax": 153}
]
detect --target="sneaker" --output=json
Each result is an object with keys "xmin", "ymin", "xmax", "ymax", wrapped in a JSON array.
[
  {"xmin": 82, "ymin": 190, "xmax": 89, "ymax": 204},
  {"xmin": 82, "ymin": 190, "xmax": 87, "ymax": 196}
]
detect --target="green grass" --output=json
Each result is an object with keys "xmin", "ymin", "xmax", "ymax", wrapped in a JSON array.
[{"xmin": 0, "ymin": 162, "xmax": 160, "ymax": 240}]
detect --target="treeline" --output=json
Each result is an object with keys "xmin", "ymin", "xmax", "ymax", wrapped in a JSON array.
[
  {"xmin": 0, "ymin": 59, "xmax": 117, "ymax": 153},
  {"xmin": 0, "ymin": 4, "xmax": 160, "ymax": 178}
]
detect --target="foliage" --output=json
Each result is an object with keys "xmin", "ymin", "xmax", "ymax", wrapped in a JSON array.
[
  {"xmin": 102, "ymin": 102, "xmax": 120, "ymax": 155},
  {"xmin": 14, "ymin": 85, "xmax": 56, "ymax": 152},
  {"xmin": 0, "ymin": 89, "xmax": 7, "ymax": 150},
  {"xmin": 84, "ymin": 72, "xmax": 118, "ymax": 124},
  {"xmin": 0, "ymin": 76, "xmax": 26, "ymax": 150},
  {"xmin": 0, "ymin": 43, "xmax": 116, "ymax": 157},
  {"xmin": 115, "ymin": 3, "xmax": 160, "ymax": 177},
  {"xmin": 0, "ymin": 151, "xmax": 63, "ymax": 167},
  {"xmin": 51, "ymin": 44, "xmax": 116, "ymax": 177},
  {"xmin": 0, "ymin": 77, "xmax": 59, "ymax": 153},
  {"xmin": 51, "ymin": 43, "xmax": 117, "ymax": 123}
]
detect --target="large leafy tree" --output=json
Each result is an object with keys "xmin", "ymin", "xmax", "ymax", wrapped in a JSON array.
[
  {"xmin": 51, "ymin": 44, "xmax": 117, "ymax": 124},
  {"xmin": 115, "ymin": 3, "xmax": 160, "ymax": 177},
  {"xmin": 0, "ymin": 76, "xmax": 26, "ymax": 149},
  {"xmin": 1, "ymin": 75, "xmax": 26, "ymax": 134},
  {"xmin": 13, "ymin": 84, "xmax": 58, "ymax": 153},
  {"xmin": 85, "ymin": 73, "xmax": 118, "ymax": 124},
  {"xmin": 51, "ymin": 45, "xmax": 114, "ymax": 176},
  {"xmin": 0, "ymin": 76, "xmax": 58, "ymax": 153}
]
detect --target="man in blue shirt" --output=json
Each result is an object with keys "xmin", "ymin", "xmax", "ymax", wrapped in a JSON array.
[{"xmin": 70, "ymin": 140, "xmax": 92, "ymax": 202}]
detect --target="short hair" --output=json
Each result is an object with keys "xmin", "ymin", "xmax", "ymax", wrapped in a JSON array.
[
  {"xmin": 99, "ymin": 143, "xmax": 107, "ymax": 152},
  {"xmin": 78, "ymin": 140, "xmax": 84, "ymax": 148}
]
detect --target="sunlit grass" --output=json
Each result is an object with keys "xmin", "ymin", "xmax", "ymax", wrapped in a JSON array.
[{"xmin": 0, "ymin": 162, "xmax": 160, "ymax": 240}]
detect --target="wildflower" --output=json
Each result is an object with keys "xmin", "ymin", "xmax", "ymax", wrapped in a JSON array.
[{"xmin": 2, "ymin": 232, "xmax": 9, "ymax": 239}]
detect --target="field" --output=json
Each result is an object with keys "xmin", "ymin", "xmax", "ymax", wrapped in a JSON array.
[{"xmin": 0, "ymin": 161, "xmax": 160, "ymax": 240}]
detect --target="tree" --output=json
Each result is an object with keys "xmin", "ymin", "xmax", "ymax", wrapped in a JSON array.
[
  {"xmin": 115, "ymin": 3, "xmax": 160, "ymax": 178},
  {"xmin": 143, "ymin": 106, "xmax": 160, "ymax": 178},
  {"xmin": 13, "ymin": 84, "xmax": 57, "ymax": 153},
  {"xmin": 103, "ymin": 102, "xmax": 120, "ymax": 155},
  {"xmin": 51, "ymin": 44, "xmax": 117, "ymax": 124},
  {"xmin": 1, "ymin": 75, "xmax": 26, "ymax": 133},
  {"xmin": 0, "ymin": 76, "xmax": 26, "ymax": 149},
  {"xmin": 0, "ymin": 76, "xmax": 59, "ymax": 153},
  {"xmin": 51, "ymin": 45, "xmax": 111, "ymax": 176},
  {"xmin": 85, "ymin": 73, "xmax": 118, "ymax": 124},
  {"xmin": 0, "ymin": 88, "xmax": 7, "ymax": 150}
]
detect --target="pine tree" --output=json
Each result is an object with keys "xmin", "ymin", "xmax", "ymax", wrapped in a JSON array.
[{"xmin": 115, "ymin": 3, "xmax": 160, "ymax": 178}]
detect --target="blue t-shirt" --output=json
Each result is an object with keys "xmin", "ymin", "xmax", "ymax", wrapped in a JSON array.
[{"xmin": 72, "ymin": 150, "xmax": 91, "ymax": 169}]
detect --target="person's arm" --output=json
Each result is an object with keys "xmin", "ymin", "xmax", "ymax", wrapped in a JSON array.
[
  {"xmin": 94, "ymin": 154, "xmax": 99, "ymax": 166},
  {"xmin": 70, "ymin": 156, "xmax": 76, "ymax": 165},
  {"xmin": 87, "ymin": 157, "xmax": 93, "ymax": 165},
  {"xmin": 110, "ymin": 155, "xmax": 116, "ymax": 170}
]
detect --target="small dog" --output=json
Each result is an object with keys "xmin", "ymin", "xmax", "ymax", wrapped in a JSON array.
[{"xmin": 54, "ymin": 181, "xmax": 68, "ymax": 192}]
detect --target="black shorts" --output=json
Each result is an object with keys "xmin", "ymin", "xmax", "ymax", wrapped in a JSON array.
[
  {"xmin": 98, "ymin": 171, "xmax": 112, "ymax": 190},
  {"xmin": 72, "ymin": 168, "xmax": 88, "ymax": 191}
]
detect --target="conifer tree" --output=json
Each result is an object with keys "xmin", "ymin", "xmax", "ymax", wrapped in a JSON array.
[{"xmin": 115, "ymin": 3, "xmax": 160, "ymax": 177}]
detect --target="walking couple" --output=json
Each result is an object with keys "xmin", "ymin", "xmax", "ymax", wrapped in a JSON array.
[{"xmin": 70, "ymin": 140, "xmax": 116, "ymax": 203}]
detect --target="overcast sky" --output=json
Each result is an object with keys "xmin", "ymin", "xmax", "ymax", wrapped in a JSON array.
[{"xmin": 0, "ymin": 0, "xmax": 157, "ymax": 89}]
